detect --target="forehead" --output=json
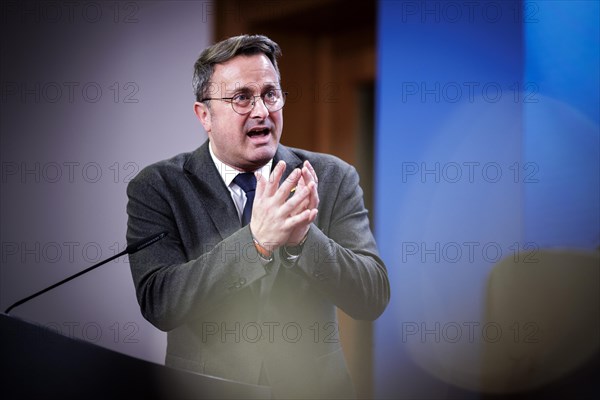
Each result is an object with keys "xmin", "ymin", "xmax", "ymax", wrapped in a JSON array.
[{"xmin": 211, "ymin": 54, "xmax": 279, "ymax": 92}]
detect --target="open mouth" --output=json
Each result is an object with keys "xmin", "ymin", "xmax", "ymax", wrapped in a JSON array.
[{"xmin": 247, "ymin": 127, "xmax": 270, "ymax": 137}]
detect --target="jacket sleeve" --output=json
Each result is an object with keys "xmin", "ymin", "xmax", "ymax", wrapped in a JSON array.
[
  {"xmin": 285, "ymin": 162, "xmax": 390, "ymax": 321},
  {"xmin": 126, "ymin": 168, "xmax": 269, "ymax": 331}
]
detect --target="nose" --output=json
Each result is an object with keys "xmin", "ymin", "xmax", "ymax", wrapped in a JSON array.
[{"xmin": 250, "ymin": 96, "xmax": 269, "ymax": 119}]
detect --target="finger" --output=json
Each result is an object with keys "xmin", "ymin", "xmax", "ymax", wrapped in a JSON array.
[
  {"xmin": 295, "ymin": 174, "xmax": 307, "ymax": 190},
  {"xmin": 304, "ymin": 160, "xmax": 318, "ymax": 184},
  {"xmin": 307, "ymin": 208, "xmax": 318, "ymax": 224},
  {"xmin": 287, "ymin": 189, "xmax": 310, "ymax": 211},
  {"xmin": 281, "ymin": 185, "xmax": 309, "ymax": 215},
  {"xmin": 300, "ymin": 168, "xmax": 316, "ymax": 206},
  {"xmin": 304, "ymin": 181, "xmax": 320, "ymax": 210},
  {"xmin": 288, "ymin": 207, "xmax": 317, "ymax": 228},
  {"xmin": 277, "ymin": 168, "xmax": 302, "ymax": 201},
  {"xmin": 291, "ymin": 176, "xmax": 306, "ymax": 201},
  {"xmin": 288, "ymin": 198, "xmax": 310, "ymax": 216},
  {"xmin": 301, "ymin": 167, "xmax": 313, "ymax": 185},
  {"xmin": 254, "ymin": 171, "xmax": 266, "ymax": 198},
  {"xmin": 265, "ymin": 160, "xmax": 286, "ymax": 197},
  {"xmin": 285, "ymin": 208, "xmax": 312, "ymax": 229}
]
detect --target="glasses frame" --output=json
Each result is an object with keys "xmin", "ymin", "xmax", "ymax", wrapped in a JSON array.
[{"xmin": 201, "ymin": 90, "xmax": 288, "ymax": 115}]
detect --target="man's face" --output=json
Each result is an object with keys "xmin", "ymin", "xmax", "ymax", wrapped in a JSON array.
[{"xmin": 195, "ymin": 54, "xmax": 283, "ymax": 171}]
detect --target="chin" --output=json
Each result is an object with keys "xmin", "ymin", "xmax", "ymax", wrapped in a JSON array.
[
  {"xmin": 257, "ymin": 143, "xmax": 277, "ymax": 156},
  {"xmin": 247, "ymin": 148, "xmax": 276, "ymax": 167}
]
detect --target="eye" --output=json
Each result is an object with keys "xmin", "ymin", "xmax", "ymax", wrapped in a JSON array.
[
  {"xmin": 232, "ymin": 93, "xmax": 251, "ymax": 104},
  {"xmin": 263, "ymin": 90, "xmax": 278, "ymax": 103}
]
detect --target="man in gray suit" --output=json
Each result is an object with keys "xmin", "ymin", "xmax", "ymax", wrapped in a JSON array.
[{"xmin": 126, "ymin": 34, "xmax": 390, "ymax": 399}]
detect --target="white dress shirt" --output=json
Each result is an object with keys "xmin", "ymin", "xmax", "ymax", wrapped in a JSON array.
[{"xmin": 209, "ymin": 142, "xmax": 272, "ymax": 223}]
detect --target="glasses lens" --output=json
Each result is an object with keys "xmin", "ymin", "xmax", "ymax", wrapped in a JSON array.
[
  {"xmin": 231, "ymin": 90, "xmax": 286, "ymax": 114},
  {"xmin": 265, "ymin": 90, "xmax": 285, "ymax": 112},
  {"xmin": 231, "ymin": 94, "xmax": 252, "ymax": 114}
]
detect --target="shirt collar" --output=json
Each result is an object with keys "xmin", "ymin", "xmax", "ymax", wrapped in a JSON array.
[{"xmin": 208, "ymin": 141, "xmax": 272, "ymax": 187}]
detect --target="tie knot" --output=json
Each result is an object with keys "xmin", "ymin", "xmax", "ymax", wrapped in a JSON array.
[{"xmin": 233, "ymin": 172, "xmax": 257, "ymax": 193}]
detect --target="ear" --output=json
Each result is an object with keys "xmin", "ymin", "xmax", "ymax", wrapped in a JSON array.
[{"xmin": 193, "ymin": 101, "xmax": 211, "ymax": 133}]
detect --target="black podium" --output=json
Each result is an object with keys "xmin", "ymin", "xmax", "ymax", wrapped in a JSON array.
[{"xmin": 0, "ymin": 314, "xmax": 271, "ymax": 399}]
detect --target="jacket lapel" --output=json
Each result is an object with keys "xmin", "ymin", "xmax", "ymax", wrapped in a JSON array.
[
  {"xmin": 183, "ymin": 141, "xmax": 241, "ymax": 240},
  {"xmin": 273, "ymin": 144, "xmax": 304, "ymax": 184}
]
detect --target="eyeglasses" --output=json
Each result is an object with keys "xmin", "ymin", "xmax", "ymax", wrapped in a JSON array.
[{"xmin": 201, "ymin": 89, "xmax": 287, "ymax": 115}]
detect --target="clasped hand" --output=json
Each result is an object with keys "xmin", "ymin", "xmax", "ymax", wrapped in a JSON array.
[{"xmin": 249, "ymin": 160, "xmax": 319, "ymax": 251}]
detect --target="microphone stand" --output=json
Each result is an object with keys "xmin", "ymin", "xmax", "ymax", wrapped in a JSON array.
[{"xmin": 4, "ymin": 231, "xmax": 167, "ymax": 315}]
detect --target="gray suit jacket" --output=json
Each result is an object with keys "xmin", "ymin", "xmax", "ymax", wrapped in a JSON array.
[{"xmin": 126, "ymin": 141, "xmax": 389, "ymax": 398}]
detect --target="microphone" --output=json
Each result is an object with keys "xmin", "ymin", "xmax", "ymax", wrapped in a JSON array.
[{"xmin": 4, "ymin": 231, "xmax": 168, "ymax": 315}]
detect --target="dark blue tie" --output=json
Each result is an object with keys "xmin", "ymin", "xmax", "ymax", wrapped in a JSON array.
[{"xmin": 233, "ymin": 172, "xmax": 256, "ymax": 226}]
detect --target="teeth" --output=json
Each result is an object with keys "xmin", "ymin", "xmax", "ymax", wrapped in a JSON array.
[{"xmin": 248, "ymin": 129, "xmax": 268, "ymax": 136}]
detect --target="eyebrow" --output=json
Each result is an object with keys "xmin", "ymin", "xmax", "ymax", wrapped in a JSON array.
[{"xmin": 226, "ymin": 83, "xmax": 278, "ymax": 96}]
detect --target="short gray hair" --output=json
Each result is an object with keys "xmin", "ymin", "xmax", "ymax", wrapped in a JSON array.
[{"xmin": 192, "ymin": 34, "xmax": 282, "ymax": 102}]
